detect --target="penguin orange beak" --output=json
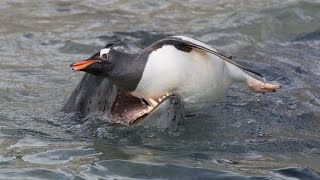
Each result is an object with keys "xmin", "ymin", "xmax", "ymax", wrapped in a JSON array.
[{"xmin": 70, "ymin": 59, "xmax": 99, "ymax": 71}]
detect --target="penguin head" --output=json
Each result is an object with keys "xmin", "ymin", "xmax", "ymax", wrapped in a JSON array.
[{"xmin": 70, "ymin": 38, "xmax": 138, "ymax": 77}]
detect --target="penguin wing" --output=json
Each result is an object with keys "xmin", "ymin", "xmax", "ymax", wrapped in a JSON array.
[{"xmin": 151, "ymin": 36, "xmax": 264, "ymax": 78}]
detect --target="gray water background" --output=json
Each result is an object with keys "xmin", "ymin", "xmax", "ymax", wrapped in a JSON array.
[{"xmin": 0, "ymin": 0, "xmax": 320, "ymax": 179}]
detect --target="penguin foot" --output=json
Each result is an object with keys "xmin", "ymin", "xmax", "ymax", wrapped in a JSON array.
[{"xmin": 247, "ymin": 78, "xmax": 281, "ymax": 93}]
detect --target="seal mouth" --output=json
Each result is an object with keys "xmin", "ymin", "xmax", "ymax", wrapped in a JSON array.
[{"xmin": 110, "ymin": 92, "xmax": 172, "ymax": 125}]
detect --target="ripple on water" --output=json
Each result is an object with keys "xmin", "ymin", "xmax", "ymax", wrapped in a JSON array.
[
  {"xmin": 0, "ymin": 156, "xmax": 16, "ymax": 164},
  {"xmin": 22, "ymin": 148, "xmax": 100, "ymax": 165},
  {"xmin": 75, "ymin": 160, "xmax": 245, "ymax": 179},
  {"xmin": 8, "ymin": 136, "xmax": 51, "ymax": 149},
  {"xmin": 273, "ymin": 167, "xmax": 320, "ymax": 180},
  {"xmin": 74, "ymin": 160, "xmax": 320, "ymax": 180},
  {"xmin": 0, "ymin": 168, "xmax": 73, "ymax": 180}
]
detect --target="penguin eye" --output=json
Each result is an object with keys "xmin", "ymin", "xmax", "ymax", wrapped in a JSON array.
[
  {"xmin": 101, "ymin": 53, "xmax": 109, "ymax": 60},
  {"xmin": 100, "ymin": 48, "xmax": 111, "ymax": 61}
]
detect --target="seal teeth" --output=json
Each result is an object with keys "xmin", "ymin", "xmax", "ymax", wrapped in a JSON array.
[
  {"xmin": 138, "ymin": 105, "xmax": 154, "ymax": 117},
  {"xmin": 157, "ymin": 93, "xmax": 173, "ymax": 103},
  {"xmin": 148, "ymin": 93, "xmax": 173, "ymax": 108},
  {"xmin": 160, "ymin": 96, "xmax": 165, "ymax": 102},
  {"xmin": 148, "ymin": 98, "xmax": 159, "ymax": 108},
  {"xmin": 140, "ymin": 109, "xmax": 149, "ymax": 116}
]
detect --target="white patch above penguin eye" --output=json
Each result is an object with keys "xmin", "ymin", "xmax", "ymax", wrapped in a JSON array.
[
  {"xmin": 100, "ymin": 48, "xmax": 110, "ymax": 58},
  {"xmin": 112, "ymin": 46, "xmax": 124, "ymax": 51}
]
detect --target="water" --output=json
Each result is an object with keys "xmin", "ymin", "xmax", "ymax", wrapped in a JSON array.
[{"xmin": 1, "ymin": 0, "xmax": 320, "ymax": 179}]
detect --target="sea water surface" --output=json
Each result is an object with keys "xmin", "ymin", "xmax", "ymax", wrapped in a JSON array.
[{"xmin": 1, "ymin": 0, "xmax": 320, "ymax": 179}]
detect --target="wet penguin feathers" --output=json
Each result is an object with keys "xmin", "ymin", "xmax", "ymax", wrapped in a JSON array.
[{"xmin": 146, "ymin": 36, "xmax": 264, "ymax": 79}]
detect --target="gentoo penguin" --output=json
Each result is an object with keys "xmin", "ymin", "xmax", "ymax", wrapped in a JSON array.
[{"xmin": 70, "ymin": 36, "xmax": 280, "ymax": 114}]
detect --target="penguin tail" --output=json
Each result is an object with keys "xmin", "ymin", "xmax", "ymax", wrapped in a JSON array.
[{"xmin": 247, "ymin": 78, "xmax": 281, "ymax": 93}]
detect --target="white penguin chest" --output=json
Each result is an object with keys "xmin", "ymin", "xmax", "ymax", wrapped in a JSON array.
[{"xmin": 132, "ymin": 45, "xmax": 232, "ymax": 111}]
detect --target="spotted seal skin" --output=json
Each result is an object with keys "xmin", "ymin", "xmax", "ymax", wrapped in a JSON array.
[{"xmin": 62, "ymin": 73, "xmax": 117, "ymax": 115}]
